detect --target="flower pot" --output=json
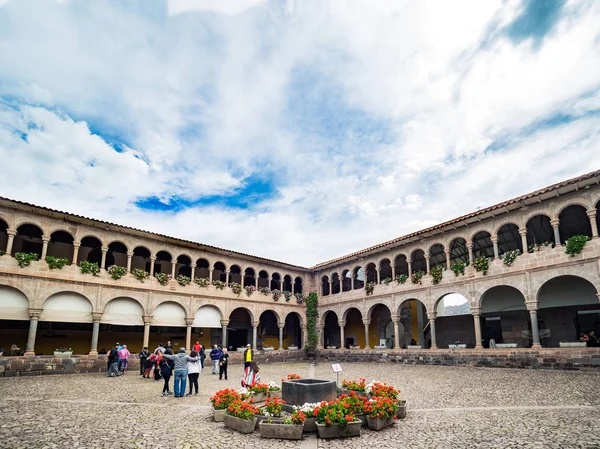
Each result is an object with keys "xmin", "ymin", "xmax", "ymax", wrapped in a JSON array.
[
  {"xmin": 224, "ymin": 414, "xmax": 257, "ymax": 434},
  {"xmin": 303, "ymin": 416, "xmax": 318, "ymax": 433},
  {"xmin": 252, "ymin": 392, "xmax": 267, "ymax": 403},
  {"xmin": 559, "ymin": 342, "xmax": 587, "ymax": 348},
  {"xmin": 268, "ymin": 390, "xmax": 282, "ymax": 399},
  {"xmin": 367, "ymin": 416, "xmax": 396, "ymax": 431},
  {"xmin": 259, "ymin": 421, "xmax": 303, "ymax": 440},
  {"xmin": 355, "ymin": 413, "xmax": 367, "ymax": 427},
  {"xmin": 255, "ymin": 414, "xmax": 279, "ymax": 429},
  {"xmin": 54, "ymin": 352, "xmax": 73, "ymax": 357},
  {"xmin": 213, "ymin": 408, "xmax": 226, "ymax": 422},
  {"xmin": 287, "ymin": 346, "xmax": 298, "ymax": 351},
  {"xmin": 316, "ymin": 421, "xmax": 361, "ymax": 439},
  {"xmin": 397, "ymin": 400, "xmax": 407, "ymax": 419}
]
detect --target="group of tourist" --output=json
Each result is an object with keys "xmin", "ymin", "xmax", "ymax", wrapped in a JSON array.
[
  {"xmin": 579, "ymin": 330, "xmax": 599, "ymax": 346},
  {"xmin": 106, "ymin": 340, "xmax": 261, "ymax": 397}
]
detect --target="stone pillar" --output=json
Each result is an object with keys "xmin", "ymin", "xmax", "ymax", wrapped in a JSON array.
[
  {"xmin": 551, "ymin": 219, "xmax": 561, "ymax": 246},
  {"xmin": 71, "ymin": 242, "xmax": 81, "ymax": 266},
  {"xmin": 391, "ymin": 315, "xmax": 400, "ymax": 350},
  {"xmin": 171, "ymin": 260, "xmax": 176, "ymax": 278},
  {"xmin": 252, "ymin": 321, "xmax": 259, "ymax": 349},
  {"xmin": 527, "ymin": 305, "xmax": 542, "ymax": 349},
  {"xmin": 588, "ymin": 210, "xmax": 599, "ymax": 239},
  {"xmin": 41, "ymin": 235, "xmax": 50, "ymax": 260},
  {"xmin": 5, "ymin": 229, "xmax": 16, "ymax": 255},
  {"xmin": 328, "ymin": 279, "xmax": 333, "ymax": 295},
  {"xmin": 300, "ymin": 324, "xmax": 307, "ymax": 349},
  {"xmin": 492, "ymin": 236, "xmax": 499, "ymax": 260},
  {"xmin": 101, "ymin": 246, "xmax": 108, "ymax": 269},
  {"xmin": 376, "ymin": 267, "xmax": 381, "ymax": 284},
  {"xmin": 363, "ymin": 319, "xmax": 371, "ymax": 349},
  {"xmin": 278, "ymin": 322, "xmax": 285, "ymax": 350},
  {"xmin": 471, "ymin": 307, "xmax": 483, "ymax": 349},
  {"xmin": 143, "ymin": 315, "xmax": 153, "ymax": 349},
  {"xmin": 425, "ymin": 254, "xmax": 431, "ymax": 274},
  {"xmin": 185, "ymin": 318, "xmax": 194, "ymax": 352},
  {"xmin": 467, "ymin": 241, "xmax": 474, "ymax": 265},
  {"xmin": 407, "ymin": 259, "xmax": 412, "ymax": 277},
  {"xmin": 391, "ymin": 264, "xmax": 396, "ymax": 280},
  {"xmin": 254, "ymin": 274, "xmax": 259, "ymax": 289},
  {"xmin": 429, "ymin": 312, "xmax": 438, "ymax": 349},
  {"xmin": 24, "ymin": 309, "xmax": 42, "ymax": 356},
  {"xmin": 317, "ymin": 324, "xmax": 324, "ymax": 349},
  {"xmin": 90, "ymin": 312, "xmax": 102, "ymax": 355},
  {"xmin": 149, "ymin": 257, "xmax": 156, "ymax": 276},
  {"xmin": 519, "ymin": 228, "xmax": 528, "ymax": 253},
  {"xmin": 292, "ymin": 279, "xmax": 295, "ymax": 295},
  {"xmin": 221, "ymin": 320, "xmax": 229, "ymax": 348},
  {"xmin": 338, "ymin": 320, "xmax": 345, "ymax": 349},
  {"xmin": 190, "ymin": 263, "xmax": 196, "ymax": 282},
  {"xmin": 126, "ymin": 251, "xmax": 133, "ymax": 272},
  {"xmin": 225, "ymin": 270, "xmax": 230, "ymax": 285},
  {"xmin": 444, "ymin": 249, "xmax": 451, "ymax": 270},
  {"xmin": 209, "ymin": 268, "xmax": 214, "ymax": 283}
]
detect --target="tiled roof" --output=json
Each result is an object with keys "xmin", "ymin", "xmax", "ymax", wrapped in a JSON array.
[{"xmin": 310, "ymin": 168, "xmax": 600, "ymax": 269}]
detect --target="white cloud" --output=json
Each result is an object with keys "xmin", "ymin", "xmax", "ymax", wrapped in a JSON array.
[{"xmin": 0, "ymin": 0, "xmax": 599, "ymax": 267}]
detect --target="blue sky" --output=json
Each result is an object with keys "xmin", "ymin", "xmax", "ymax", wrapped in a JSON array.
[{"xmin": 0, "ymin": 0, "xmax": 599, "ymax": 266}]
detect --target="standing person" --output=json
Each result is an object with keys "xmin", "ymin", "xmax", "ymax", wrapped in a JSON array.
[
  {"xmin": 153, "ymin": 351, "xmax": 163, "ymax": 381},
  {"xmin": 243, "ymin": 344, "xmax": 254, "ymax": 370},
  {"xmin": 199, "ymin": 344, "xmax": 206, "ymax": 370},
  {"xmin": 106, "ymin": 343, "xmax": 121, "ymax": 377},
  {"xmin": 241, "ymin": 361, "xmax": 260, "ymax": 387},
  {"xmin": 142, "ymin": 354, "xmax": 153, "ymax": 378},
  {"xmin": 165, "ymin": 340, "xmax": 173, "ymax": 350},
  {"xmin": 193, "ymin": 341, "xmax": 201, "ymax": 354},
  {"xmin": 118, "ymin": 345, "xmax": 131, "ymax": 374},
  {"xmin": 219, "ymin": 348, "xmax": 229, "ymax": 381},
  {"xmin": 588, "ymin": 330, "xmax": 598, "ymax": 347},
  {"xmin": 116, "ymin": 342, "xmax": 122, "ymax": 372},
  {"xmin": 160, "ymin": 348, "xmax": 174, "ymax": 396},
  {"xmin": 139, "ymin": 347, "xmax": 149, "ymax": 376},
  {"xmin": 210, "ymin": 344, "xmax": 222, "ymax": 375},
  {"xmin": 154, "ymin": 343, "xmax": 165, "ymax": 355},
  {"xmin": 162, "ymin": 347, "xmax": 199, "ymax": 398},
  {"xmin": 186, "ymin": 350, "xmax": 201, "ymax": 396}
]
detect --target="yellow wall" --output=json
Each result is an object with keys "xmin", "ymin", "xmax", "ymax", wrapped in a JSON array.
[{"xmin": 344, "ymin": 310, "xmax": 365, "ymax": 347}]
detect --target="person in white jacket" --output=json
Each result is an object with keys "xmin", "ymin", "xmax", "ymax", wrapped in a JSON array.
[{"xmin": 186, "ymin": 350, "xmax": 201, "ymax": 396}]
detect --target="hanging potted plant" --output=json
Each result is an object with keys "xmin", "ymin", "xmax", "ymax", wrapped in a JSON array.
[
  {"xmin": 473, "ymin": 257, "xmax": 489, "ymax": 275},
  {"xmin": 45, "ymin": 256, "xmax": 68, "ymax": 270},
  {"xmin": 229, "ymin": 282, "xmax": 242, "ymax": 295},
  {"xmin": 259, "ymin": 409, "xmax": 305, "ymax": 440},
  {"xmin": 194, "ymin": 277, "xmax": 209, "ymax": 287},
  {"xmin": 80, "ymin": 260, "xmax": 101, "ymax": 276},
  {"xmin": 14, "ymin": 252, "xmax": 39, "ymax": 268},
  {"xmin": 315, "ymin": 400, "xmax": 361, "ymax": 439},
  {"xmin": 131, "ymin": 268, "xmax": 149, "ymax": 282},
  {"xmin": 430, "ymin": 265, "xmax": 443, "ymax": 284},
  {"xmin": 364, "ymin": 397, "xmax": 398, "ymax": 431},
  {"xmin": 107, "ymin": 265, "xmax": 127, "ymax": 280},
  {"xmin": 364, "ymin": 282, "xmax": 376, "ymax": 296},
  {"xmin": 450, "ymin": 260, "xmax": 466, "ymax": 276},
  {"xmin": 502, "ymin": 249, "xmax": 521, "ymax": 266},
  {"xmin": 224, "ymin": 399, "xmax": 259, "ymax": 434},
  {"xmin": 395, "ymin": 274, "xmax": 408, "ymax": 285},
  {"xmin": 176, "ymin": 275, "xmax": 191, "ymax": 286},
  {"xmin": 154, "ymin": 272, "xmax": 171, "ymax": 286},
  {"xmin": 411, "ymin": 270, "xmax": 424, "ymax": 285}
]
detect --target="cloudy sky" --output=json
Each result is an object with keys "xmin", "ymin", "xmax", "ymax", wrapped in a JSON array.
[{"xmin": 0, "ymin": 0, "xmax": 599, "ymax": 267}]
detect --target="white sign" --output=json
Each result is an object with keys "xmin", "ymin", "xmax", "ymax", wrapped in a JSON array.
[{"xmin": 331, "ymin": 363, "xmax": 342, "ymax": 373}]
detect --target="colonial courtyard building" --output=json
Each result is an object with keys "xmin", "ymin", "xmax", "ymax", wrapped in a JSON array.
[{"xmin": 1, "ymin": 170, "xmax": 599, "ymax": 357}]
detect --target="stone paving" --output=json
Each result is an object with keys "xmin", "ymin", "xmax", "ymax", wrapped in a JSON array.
[{"xmin": 1, "ymin": 362, "xmax": 600, "ymax": 448}]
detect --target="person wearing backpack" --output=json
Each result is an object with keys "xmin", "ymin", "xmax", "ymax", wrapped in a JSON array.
[{"xmin": 160, "ymin": 348, "xmax": 175, "ymax": 396}]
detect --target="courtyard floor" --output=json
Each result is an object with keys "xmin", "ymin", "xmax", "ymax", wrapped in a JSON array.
[{"xmin": 1, "ymin": 362, "xmax": 600, "ymax": 449}]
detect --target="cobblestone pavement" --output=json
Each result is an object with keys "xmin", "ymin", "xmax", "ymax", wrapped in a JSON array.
[{"xmin": 1, "ymin": 362, "xmax": 600, "ymax": 448}]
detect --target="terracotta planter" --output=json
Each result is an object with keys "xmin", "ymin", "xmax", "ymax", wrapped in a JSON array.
[
  {"xmin": 397, "ymin": 400, "xmax": 407, "ymax": 419},
  {"xmin": 316, "ymin": 421, "xmax": 361, "ymax": 439},
  {"xmin": 367, "ymin": 416, "xmax": 395, "ymax": 431},
  {"xmin": 213, "ymin": 408, "xmax": 226, "ymax": 422},
  {"xmin": 303, "ymin": 416, "xmax": 318, "ymax": 433},
  {"xmin": 259, "ymin": 421, "xmax": 303, "ymax": 440},
  {"xmin": 224, "ymin": 414, "xmax": 257, "ymax": 434},
  {"xmin": 355, "ymin": 413, "xmax": 367, "ymax": 427}
]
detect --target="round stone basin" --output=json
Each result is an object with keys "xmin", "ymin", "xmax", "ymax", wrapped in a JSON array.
[{"xmin": 282, "ymin": 379, "xmax": 337, "ymax": 406}]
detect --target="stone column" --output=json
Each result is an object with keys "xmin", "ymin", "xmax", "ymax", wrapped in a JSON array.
[
  {"xmin": 363, "ymin": 319, "xmax": 371, "ymax": 349},
  {"xmin": 587, "ymin": 210, "xmax": 599, "ymax": 239},
  {"xmin": 254, "ymin": 275, "xmax": 259, "ymax": 289},
  {"xmin": 101, "ymin": 246, "xmax": 108, "ymax": 269},
  {"xmin": 429, "ymin": 313, "xmax": 438, "ymax": 349},
  {"xmin": 492, "ymin": 236, "xmax": 499, "ymax": 260},
  {"xmin": 551, "ymin": 219, "xmax": 561, "ymax": 246},
  {"xmin": 519, "ymin": 228, "xmax": 528, "ymax": 253},
  {"xmin": 90, "ymin": 312, "xmax": 102, "ymax": 355},
  {"xmin": 190, "ymin": 263, "xmax": 196, "ymax": 282},
  {"xmin": 391, "ymin": 315, "xmax": 400, "ymax": 350},
  {"xmin": 225, "ymin": 270, "xmax": 230, "ymax": 284},
  {"xmin": 467, "ymin": 241, "xmax": 474, "ymax": 265},
  {"xmin": 527, "ymin": 305, "xmax": 542, "ymax": 349},
  {"xmin": 170, "ymin": 260, "xmax": 176, "ymax": 278},
  {"xmin": 143, "ymin": 315, "xmax": 153, "ymax": 349},
  {"xmin": 471, "ymin": 307, "xmax": 483, "ymax": 349},
  {"xmin": 328, "ymin": 279, "xmax": 333, "ymax": 295},
  {"xmin": 338, "ymin": 320, "xmax": 345, "ymax": 349},
  {"xmin": 149, "ymin": 257, "xmax": 156, "ymax": 276},
  {"xmin": 278, "ymin": 322, "xmax": 285, "ymax": 350},
  {"xmin": 5, "ymin": 229, "xmax": 16, "ymax": 255},
  {"xmin": 425, "ymin": 254, "xmax": 431, "ymax": 274},
  {"xmin": 444, "ymin": 248, "xmax": 451, "ymax": 270},
  {"xmin": 185, "ymin": 318, "xmax": 194, "ymax": 352},
  {"xmin": 292, "ymin": 279, "xmax": 295, "ymax": 295},
  {"xmin": 126, "ymin": 251, "xmax": 133, "ymax": 272},
  {"xmin": 252, "ymin": 321, "xmax": 259, "ymax": 349},
  {"xmin": 376, "ymin": 267, "xmax": 381, "ymax": 284},
  {"xmin": 221, "ymin": 320, "xmax": 229, "ymax": 348},
  {"xmin": 24, "ymin": 309, "xmax": 42, "ymax": 356},
  {"xmin": 209, "ymin": 268, "xmax": 214, "ymax": 283},
  {"xmin": 300, "ymin": 324, "xmax": 307, "ymax": 349},
  {"xmin": 71, "ymin": 242, "xmax": 81, "ymax": 266},
  {"xmin": 407, "ymin": 259, "xmax": 412, "ymax": 277},
  {"xmin": 317, "ymin": 324, "xmax": 324, "ymax": 349},
  {"xmin": 41, "ymin": 235, "xmax": 50, "ymax": 260},
  {"xmin": 391, "ymin": 264, "xmax": 396, "ymax": 280}
]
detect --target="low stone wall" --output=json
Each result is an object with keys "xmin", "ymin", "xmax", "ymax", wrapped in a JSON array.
[
  {"xmin": 318, "ymin": 348, "xmax": 600, "ymax": 370},
  {"xmin": 2, "ymin": 348, "xmax": 600, "ymax": 377},
  {"xmin": 0, "ymin": 350, "xmax": 307, "ymax": 377}
]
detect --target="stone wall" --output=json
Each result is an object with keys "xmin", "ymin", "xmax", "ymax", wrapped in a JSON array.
[
  {"xmin": 318, "ymin": 348, "xmax": 600, "ymax": 370},
  {"xmin": 0, "ymin": 350, "xmax": 307, "ymax": 377}
]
